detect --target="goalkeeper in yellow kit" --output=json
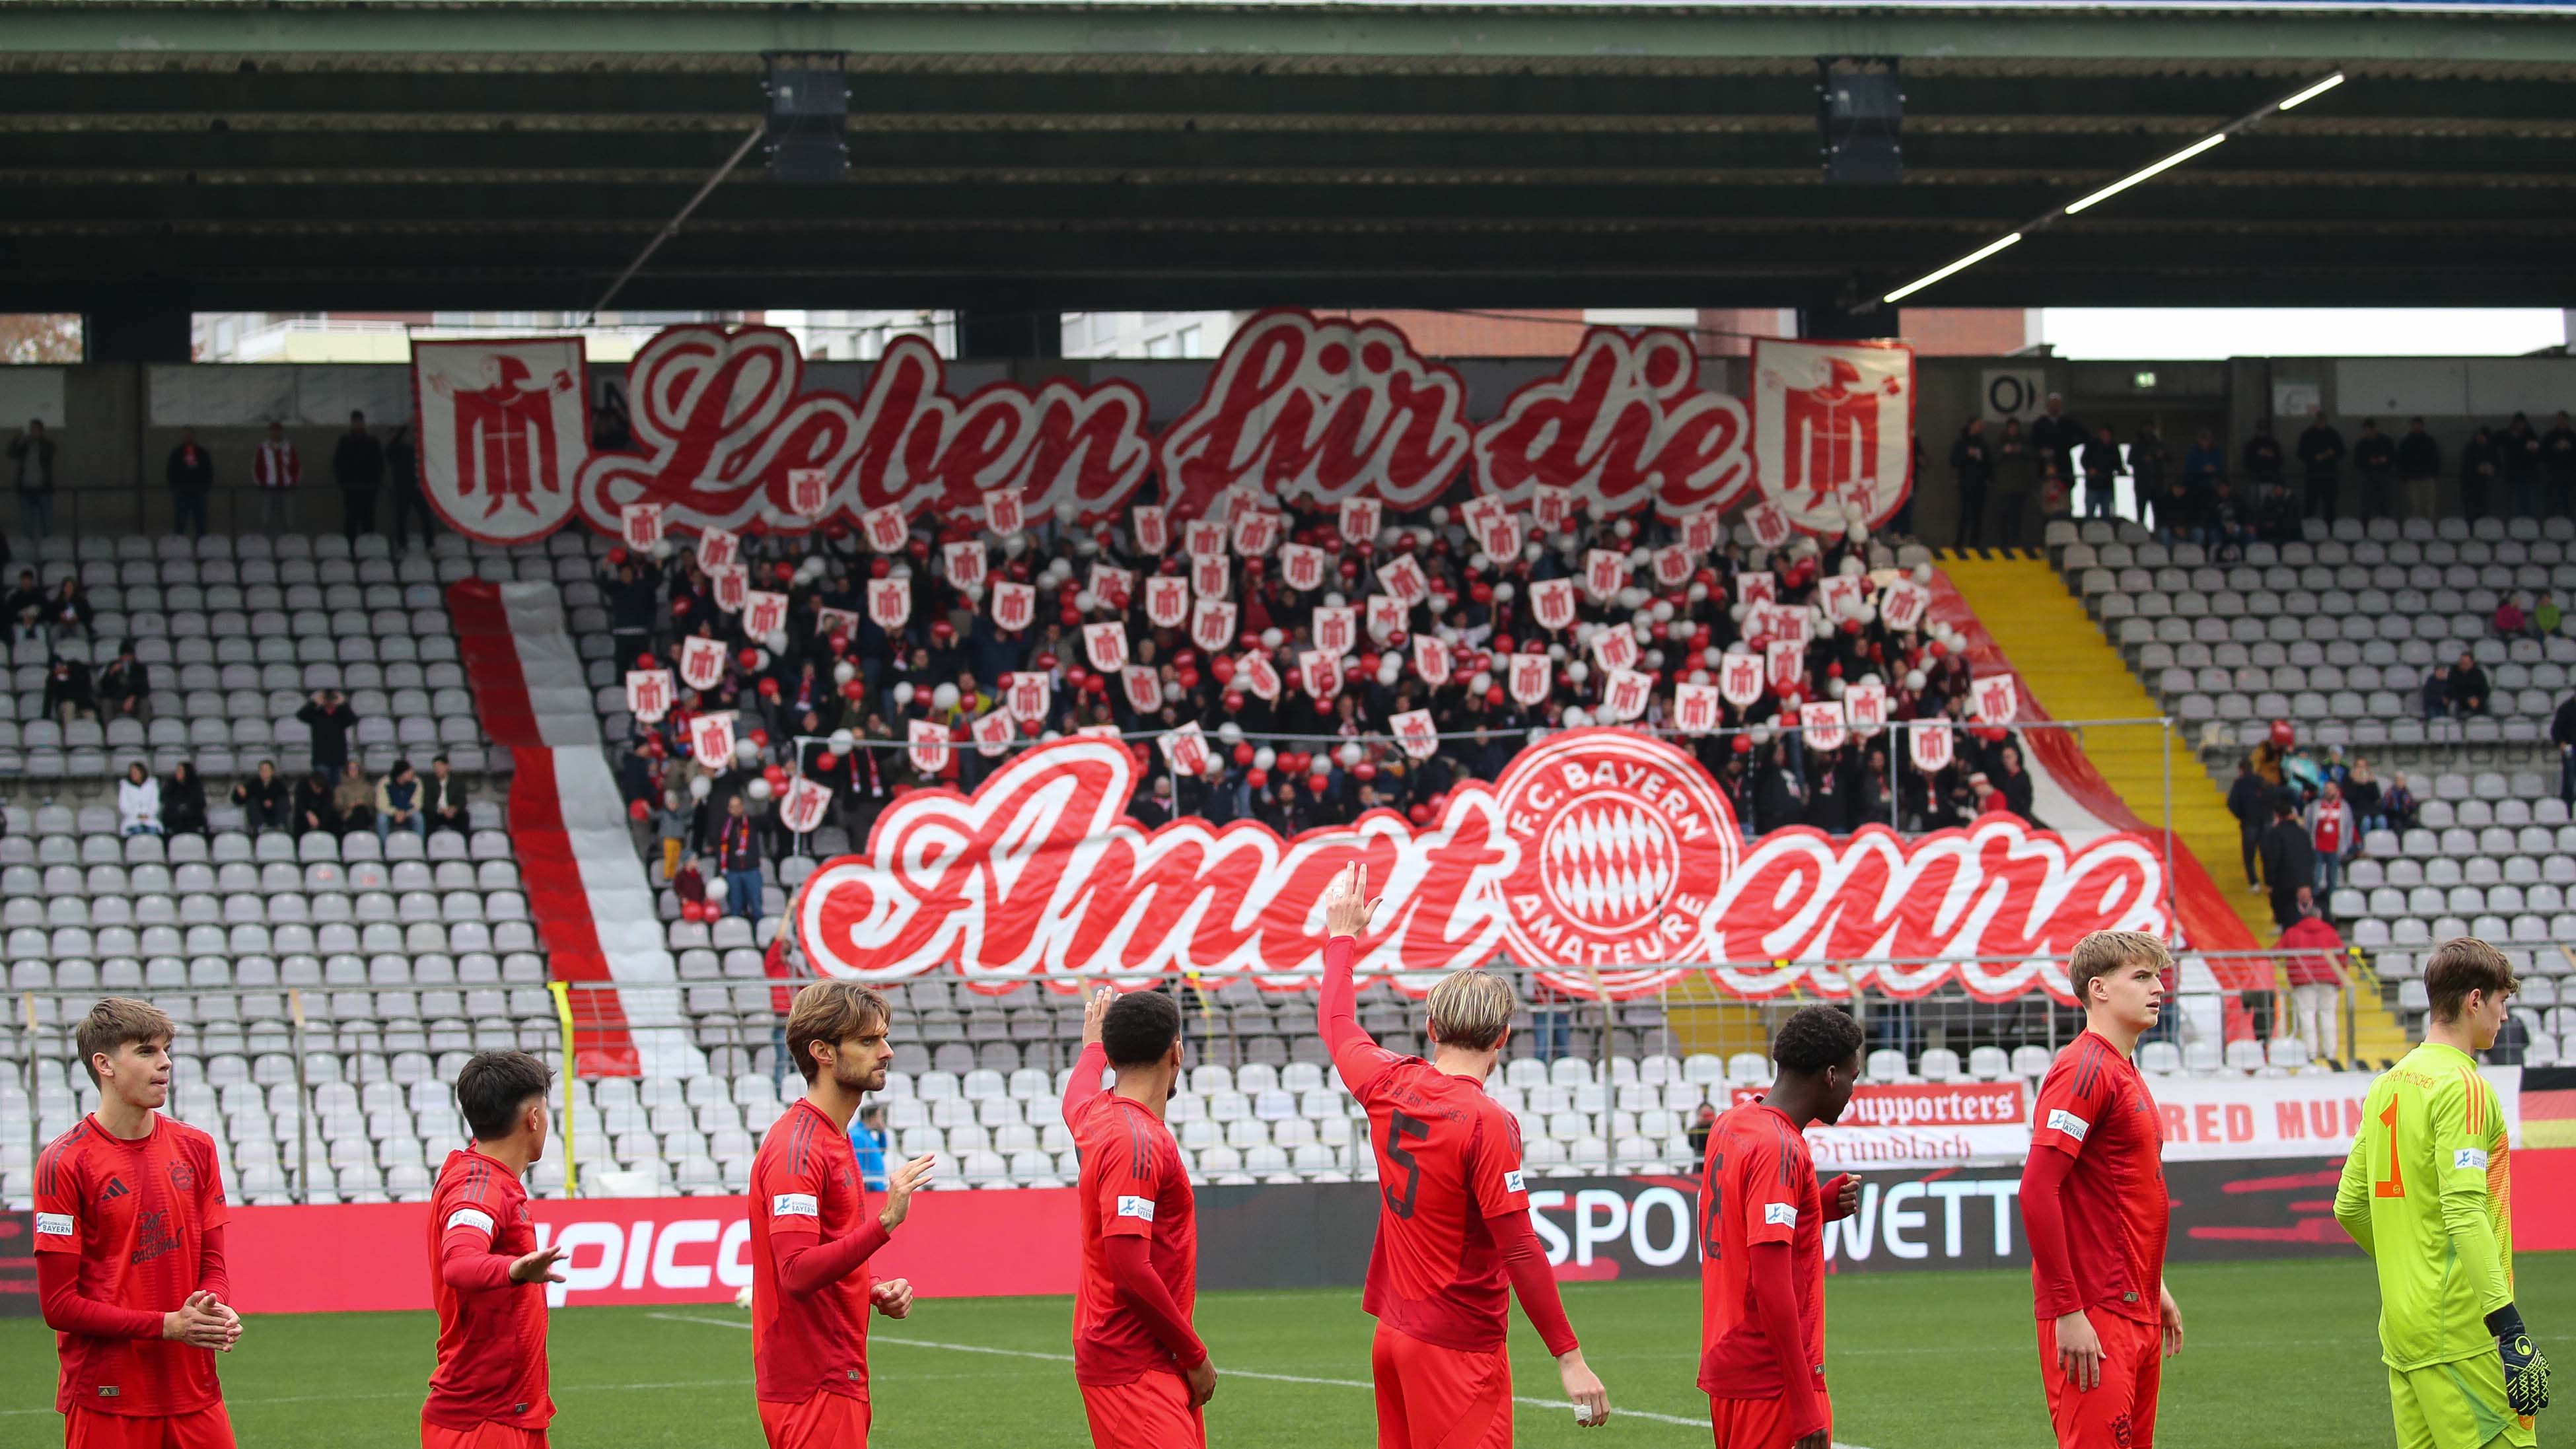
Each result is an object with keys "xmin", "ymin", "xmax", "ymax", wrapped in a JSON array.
[{"xmin": 2336, "ymin": 937, "xmax": 2550, "ymax": 1449}]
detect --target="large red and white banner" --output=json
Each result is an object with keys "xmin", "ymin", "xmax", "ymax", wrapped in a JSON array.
[
  {"xmin": 413, "ymin": 312, "xmax": 1915, "ymax": 545},
  {"xmin": 793, "ymin": 728, "xmax": 2170, "ymax": 1002},
  {"xmin": 1751, "ymin": 338, "xmax": 1914, "ymax": 535}
]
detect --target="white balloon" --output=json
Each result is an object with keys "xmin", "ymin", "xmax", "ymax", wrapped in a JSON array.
[
  {"xmin": 890, "ymin": 562, "xmax": 913, "ymax": 581},
  {"xmin": 1827, "ymin": 678, "xmax": 1847, "ymax": 699},
  {"xmin": 1469, "ymin": 670, "xmax": 1493, "ymax": 693},
  {"xmin": 1618, "ymin": 586, "xmax": 1648, "ymax": 612},
  {"xmin": 833, "ymin": 660, "xmax": 855, "ymax": 685},
  {"xmin": 1041, "ymin": 730, "xmax": 1062, "ymax": 742},
  {"xmin": 1468, "ymin": 551, "xmax": 1491, "ymax": 573},
  {"xmin": 1378, "ymin": 526, "xmax": 1401, "ymax": 548},
  {"xmin": 707, "ymin": 874, "xmax": 728, "ymax": 900},
  {"xmin": 1690, "ymin": 668, "xmax": 1711, "ymax": 686},
  {"xmin": 1491, "ymin": 582, "xmax": 1515, "ymax": 602},
  {"xmin": 1612, "ymin": 518, "xmax": 1635, "ymax": 540},
  {"xmin": 1840, "ymin": 555, "xmax": 1867, "ymax": 577},
  {"xmin": 1001, "ymin": 533, "xmax": 1028, "ymax": 558},
  {"xmin": 1323, "ymin": 591, "xmax": 1347, "ymax": 610},
  {"xmin": 931, "ymin": 683, "xmax": 960, "ymax": 711},
  {"xmin": 1644, "ymin": 649, "xmax": 1665, "ymax": 670},
  {"xmin": 1703, "ymin": 647, "xmax": 1724, "ymax": 667},
  {"xmin": 688, "ymin": 773, "xmax": 713, "ymax": 799},
  {"xmin": 748, "ymin": 777, "xmax": 774, "ymax": 800},
  {"xmin": 750, "ymin": 649, "xmax": 770, "ymax": 672},
  {"xmin": 651, "ymin": 539, "xmax": 675, "ymax": 561},
  {"xmin": 1217, "ymin": 721, "xmax": 1243, "ymax": 744},
  {"xmin": 765, "ymin": 631, "xmax": 788, "ymax": 653},
  {"xmin": 1847, "ymin": 523, "xmax": 1869, "ymax": 544},
  {"xmin": 894, "ymin": 682, "xmax": 915, "ymax": 707},
  {"xmin": 1862, "ymin": 672, "xmax": 1884, "ymax": 688},
  {"xmin": 1631, "ymin": 621, "xmax": 1653, "ymax": 643},
  {"xmin": 734, "ymin": 739, "xmax": 760, "ymax": 765},
  {"xmin": 1254, "ymin": 747, "xmax": 1277, "ymax": 770},
  {"xmin": 1523, "ymin": 544, "xmax": 1545, "ymax": 565},
  {"xmin": 1429, "ymin": 505, "xmax": 1451, "ymax": 525},
  {"xmin": 1377, "ymin": 659, "xmax": 1401, "ymax": 685},
  {"xmin": 1337, "ymin": 741, "xmax": 1363, "ymax": 767},
  {"xmin": 1686, "ymin": 582, "xmax": 1707, "ymax": 603},
  {"xmin": 1564, "ymin": 707, "xmax": 1592, "ymax": 727},
  {"xmin": 1260, "ymin": 627, "xmax": 1285, "ymax": 650},
  {"xmin": 1729, "ymin": 601, "xmax": 1748, "ymax": 622},
  {"xmin": 1906, "ymin": 670, "xmax": 1928, "ymax": 691},
  {"xmin": 1055, "ymin": 503, "xmax": 1079, "ymax": 525},
  {"xmin": 1573, "ymin": 622, "xmax": 1596, "ymax": 646},
  {"xmin": 1075, "ymin": 589, "xmax": 1098, "ymax": 612},
  {"xmin": 1548, "ymin": 643, "xmax": 1568, "ymax": 662},
  {"xmin": 1650, "ymin": 600, "xmax": 1676, "ymax": 623},
  {"xmin": 1750, "ymin": 725, "xmax": 1771, "ymax": 746},
  {"xmin": 1568, "ymin": 660, "xmax": 1591, "ymax": 683},
  {"xmin": 1913, "ymin": 562, "xmax": 1935, "ymax": 584},
  {"xmin": 830, "ymin": 728, "xmax": 855, "ymax": 752}
]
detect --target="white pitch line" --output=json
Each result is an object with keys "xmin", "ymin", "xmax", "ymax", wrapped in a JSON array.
[
  {"xmin": 0, "ymin": 1377, "xmax": 760, "ymax": 1417},
  {"xmin": 648, "ymin": 1310, "xmax": 1879, "ymax": 1446}
]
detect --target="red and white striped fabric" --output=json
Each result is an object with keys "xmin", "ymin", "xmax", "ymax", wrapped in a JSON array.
[{"xmin": 448, "ymin": 579, "xmax": 705, "ymax": 1079}]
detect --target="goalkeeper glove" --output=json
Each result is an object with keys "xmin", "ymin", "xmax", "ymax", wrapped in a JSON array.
[{"xmin": 2489, "ymin": 1304, "xmax": 2552, "ymax": 1417}]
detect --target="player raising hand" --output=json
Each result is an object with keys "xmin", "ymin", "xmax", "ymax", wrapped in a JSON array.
[
  {"xmin": 750, "ymin": 981, "xmax": 937, "ymax": 1449},
  {"xmin": 1316, "ymin": 863, "xmax": 1610, "ymax": 1447}
]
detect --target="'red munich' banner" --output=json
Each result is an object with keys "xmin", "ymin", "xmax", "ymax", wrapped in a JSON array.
[
  {"xmin": 410, "ymin": 310, "xmax": 1911, "ymax": 546},
  {"xmin": 791, "ymin": 728, "xmax": 2168, "ymax": 1004}
]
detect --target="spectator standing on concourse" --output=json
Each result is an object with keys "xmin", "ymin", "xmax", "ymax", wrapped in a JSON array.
[
  {"xmin": 2351, "ymin": 418, "xmax": 2397, "ymax": 520},
  {"xmin": 2240, "ymin": 416, "xmax": 2285, "ymax": 499},
  {"xmin": 2257, "ymin": 792, "xmax": 2316, "ymax": 931},
  {"xmin": 299, "ymin": 688, "xmax": 357, "ymax": 777},
  {"xmin": 252, "ymin": 419, "xmax": 299, "ymax": 537},
  {"xmin": 166, "ymin": 427, "xmax": 215, "ymax": 540},
  {"xmin": 2296, "ymin": 406, "xmax": 2345, "ymax": 523},
  {"xmin": 333, "ymin": 410, "xmax": 385, "ymax": 542},
  {"xmin": 1991, "ymin": 417, "xmax": 2036, "ymax": 547},
  {"xmin": 713, "ymin": 793, "xmax": 764, "ymax": 925},
  {"xmin": 2030, "ymin": 392, "xmax": 2087, "ymax": 489},
  {"xmin": 1950, "ymin": 418, "xmax": 1993, "ymax": 548},
  {"xmin": 2079, "ymin": 426, "xmax": 2123, "ymax": 520},
  {"xmin": 2503, "ymin": 411, "xmax": 2543, "ymax": 517},
  {"xmin": 2396, "ymin": 417, "xmax": 2441, "ymax": 520},
  {"xmin": 2554, "ymin": 689, "xmax": 2576, "ymax": 805},
  {"xmin": 2461, "ymin": 424, "xmax": 2499, "ymax": 518},
  {"xmin": 2304, "ymin": 781, "xmax": 2357, "ymax": 902},
  {"xmin": 7, "ymin": 418, "xmax": 55, "ymax": 540},
  {"xmin": 2128, "ymin": 422, "xmax": 2171, "ymax": 529},
  {"xmin": 2546, "ymin": 409, "xmax": 2576, "ymax": 514},
  {"xmin": 385, "ymin": 423, "xmax": 437, "ymax": 555}
]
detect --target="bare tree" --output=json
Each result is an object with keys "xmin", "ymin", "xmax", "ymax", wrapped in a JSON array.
[{"xmin": 0, "ymin": 314, "xmax": 83, "ymax": 364}]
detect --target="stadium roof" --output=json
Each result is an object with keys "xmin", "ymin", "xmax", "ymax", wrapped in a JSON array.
[{"xmin": 8, "ymin": 1, "xmax": 2576, "ymax": 317}]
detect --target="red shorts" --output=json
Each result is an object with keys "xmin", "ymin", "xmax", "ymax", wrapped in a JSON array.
[
  {"xmin": 421, "ymin": 1421, "xmax": 548, "ymax": 1449},
  {"xmin": 1709, "ymin": 1390, "xmax": 1832, "ymax": 1449},
  {"xmin": 1369, "ymin": 1322, "xmax": 1514, "ymax": 1449},
  {"xmin": 1080, "ymin": 1370, "xmax": 1206, "ymax": 1449},
  {"xmin": 2038, "ymin": 1308, "xmax": 2161, "ymax": 1449},
  {"xmin": 758, "ymin": 1389, "xmax": 871, "ymax": 1449},
  {"xmin": 63, "ymin": 1404, "xmax": 236, "ymax": 1449}
]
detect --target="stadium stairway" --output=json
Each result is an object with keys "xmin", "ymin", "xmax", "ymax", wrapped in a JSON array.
[{"xmin": 1939, "ymin": 552, "xmax": 2409, "ymax": 1065}]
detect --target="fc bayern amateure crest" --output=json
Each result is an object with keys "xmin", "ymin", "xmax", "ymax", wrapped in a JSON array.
[
  {"xmin": 787, "ymin": 467, "xmax": 832, "ymax": 520},
  {"xmin": 1413, "ymin": 633, "xmax": 1452, "ymax": 687},
  {"xmin": 1490, "ymin": 728, "xmax": 1741, "ymax": 970},
  {"xmin": 1339, "ymin": 497, "xmax": 1380, "ymax": 545},
  {"xmin": 744, "ymin": 588, "xmax": 788, "ymax": 640},
  {"xmin": 1085, "ymin": 621, "xmax": 1129, "ymax": 674},
  {"xmin": 862, "ymin": 504, "xmax": 908, "ymax": 552},
  {"xmin": 1191, "ymin": 551, "xmax": 1231, "ymax": 602},
  {"xmin": 780, "ymin": 775, "xmax": 833, "ymax": 834},
  {"xmin": 909, "ymin": 719, "xmax": 952, "ymax": 775},
  {"xmin": 1582, "ymin": 549, "xmax": 1628, "ymax": 604},
  {"xmin": 621, "ymin": 502, "xmax": 664, "ymax": 552},
  {"xmin": 944, "ymin": 540, "xmax": 987, "ymax": 593},
  {"xmin": 985, "ymin": 486, "xmax": 1024, "ymax": 536},
  {"xmin": 1312, "ymin": 605, "xmax": 1357, "ymax": 658},
  {"xmin": 626, "ymin": 668, "xmax": 674, "ymax": 723}
]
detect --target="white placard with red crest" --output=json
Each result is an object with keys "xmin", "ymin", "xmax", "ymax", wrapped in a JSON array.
[
  {"xmin": 1460, "ymin": 495, "xmax": 1507, "ymax": 535},
  {"xmin": 867, "ymin": 578, "xmax": 910, "ymax": 632},
  {"xmin": 1133, "ymin": 506, "xmax": 1168, "ymax": 555},
  {"xmin": 743, "ymin": 588, "xmax": 789, "ymax": 640},
  {"xmin": 1237, "ymin": 650, "xmax": 1281, "ymax": 702},
  {"xmin": 1530, "ymin": 578, "xmax": 1577, "ymax": 631},
  {"xmin": 780, "ymin": 775, "xmax": 834, "ymax": 834},
  {"xmin": 1744, "ymin": 500, "xmax": 1793, "ymax": 549},
  {"xmin": 1473, "ymin": 512, "xmax": 1521, "ymax": 560},
  {"xmin": 1159, "ymin": 721, "xmax": 1211, "ymax": 776},
  {"xmin": 1878, "ymin": 578, "xmax": 1930, "ymax": 633},
  {"xmin": 1799, "ymin": 699, "xmax": 1849, "ymax": 752},
  {"xmin": 1192, "ymin": 598, "xmax": 1237, "ymax": 654},
  {"xmin": 626, "ymin": 669, "xmax": 674, "ymax": 723},
  {"xmin": 680, "ymin": 636, "xmax": 726, "ymax": 691},
  {"xmin": 1298, "ymin": 649, "xmax": 1340, "ymax": 701},
  {"xmin": 1090, "ymin": 562, "xmax": 1135, "ymax": 612},
  {"xmin": 1145, "ymin": 575, "xmax": 1190, "ymax": 629},
  {"xmin": 1339, "ymin": 497, "xmax": 1380, "ymax": 546},
  {"xmin": 984, "ymin": 487, "xmax": 1024, "ymax": 536},
  {"xmin": 710, "ymin": 566, "xmax": 747, "ymax": 614},
  {"xmin": 973, "ymin": 710, "xmax": 1016, "ymax": 759},
  {"xmin": 1530, "ymin": 485, "xmax": 1575, "ymax": 533},
  {"xmin": 1682, "ymin": 508, "xmax": 1723, "ymax": 554},
  {"xmin": 1378, "ymin": 553, "xmax": 1431, "ymax": 608},
  {"xmin": 1719, "ymin": 651, "xmax": 1765, "ymax": 708},
  {"xmin": 696, "ymin": 526, "xmax": 741, "ymax": 572},
  {"xmin": 1185, "ymin": 520, "xmax": 1227, "ymax": 558},
  {"xmin": 1084, "ymin": 621, "xmax": 1129, "ymax": 674},
  {"xmin": 1739, "ymin": 571, "xmax": 1778, "ymax": 607},
  {"xmin": 861, "ymin": 504, "xmax": 908, "ymax": 552},
  {"xmin": 1366, "ymin": 594, "xmax": 1407, "ymax": 645},
  {"xmin": 1591, "ymin": 625, "xmax": 1639, "ymax": 674},
  {"xmin": 1279, "ymin": 544, "xmax": 1326, "ymax": 592},
  {"xmin": 1583, "ymin": 549, "xmax": 1628, "ymax": 603},
  {"xmin": 1390, "ymin": 709, "xmax": 1439, "ymax": 760},
  {"xmin": 1819, "ymin": 571, "xmax": 1867, "ymax": 622},
  {"xmin": 1766, "ymin": 639, "xmax": 1805, "ymax": 691},
  {"xmin": 1007, "ymin": 670, "xmax": 1052, "ymax": 723},
  {"xmin": 943, "ymin": 541, "xmax": 987, "ymax": 593},
  {"xmin": 1653, "ymin": 545, "xmax": 1692, "ymax": 588},
  {"xmin": 1509, "ymin": 652, "xmax": 1552, "ymax": 706},
  {"xmin": 1413, "ymin": 634, "xmax": 1452, "ymax": 687},
  {"xmin": 908, "ymin": 719, "xmax": 952, "ymax": 775},
  {"xmin": 1972, "ymin": 673, "xmax": 2019, "ymax": 725},
  {"xmin": 621, "ymin": 502, "xmax": 664, "ymax": 552},
  {"xmin": 1602, "ymin": 669, "xmax": 1653, "ymax": 723},
  {"xmin": 1674, "ymin": 681, "xmax": 1723, "ymax": 734},
  {"xmin": 690, "ymin": 711, "xmax": 736, "ymax": 770},
  {"xmin": 1910, "ymin": 719, "xmax": 1955, "ymax": 773},
  {"xmin": 1231, "ymin": 509, "xmax": 1282, "ymax": 557},
  {"xmin": 991, "ymin": 581, "xmax": 1035, "ymax": 633},
  {"xmin": 1312, "ymin": 605, "xmax": 1357, "ymax": 657},
  {"xmin": 1845, "ymin": 682, "xmax": 1888, "ymax": 738},
  {"xmin": 1190, "ymin": 552, "xmax": 1230, "ymax": 601},
  {"xmin": 1751, "ymin": 337, "xmax": 1914, "ymax": 534},
  {"xmin": 787, "ymin": 468, "xmax": 832, "ymax": 520}
]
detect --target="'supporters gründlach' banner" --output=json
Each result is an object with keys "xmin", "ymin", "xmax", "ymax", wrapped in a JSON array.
[{"xmin": 791, "ymin": 728, "xmax": 2170, "ymax": 1003}]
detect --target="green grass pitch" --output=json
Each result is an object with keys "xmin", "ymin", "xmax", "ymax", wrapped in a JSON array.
[{"xmin": 7, "ymin": 1254, "xmax": 2569, "ymax": 1447}]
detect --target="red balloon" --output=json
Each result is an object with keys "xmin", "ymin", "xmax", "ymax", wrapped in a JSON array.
[
  {"xmin": 1408, "ymin": 803, "xmax": 1434, "ymax": 827},
  {"xmin": 635, "ymin": 653, "xmax": 657, "ymax": 670},
  {"xmin": 1233, "ymin": 742, "xmax": 1256, "ymax": 766},
  {"xmin": 841, "ymin": 679, "xmax": 865, "ymax": 701},
  {"xmin": 609, "ymin": 547, "xmax": 629, "ymax": 565},
  {"xmin": 1210, "ymin": 655, "xmax": 1236, "ymax": 685},
  {"xmin": 628, "ymin": 798, "xmax": 651, "ymax": 822},
  {"xmin": 870, "ymin": 557, "xmax": 892, "ymax": 579},
  {"xmin": 1470, "ymin": 583, "xmax": 1493, "ymax": 604},
  {"xmin": 1064, "ymin": 664, "xmax": 1088, "ymax": 687},
  {"xmin": 1357, "ymin": 653, "xmax": 1380, "ymax": 678},
  {"xmin": 750, "ymin": 729, "xmax": 770, "ymax": 748},
  {"xmin": 1035, "ymin": 653, "xmax": 1059, "ymax": 671},
  {"xmin": 1085, "ymin": 675, "xmax": 1108, "ymax": 695},
  {"xmin": 1733, "ymin": 734, "xmax": 1754, "ymax": 755},
  {"xmin": 757, "ymin": 677, "xmax": 781, "ymax": 697},
  {"xmin": 1222, "ymin": 689, "xmax": 1246, "ymax": 713},
  {"xmin": 1493, "ymin": 635, "xmax": 1514, "ymax": 654},
  {"xmin": 763, "ymin": 765, "xmax": 788, "ymax": 788},
  {"xmin": 1485, "ymin": 686, "xmax": 1505, "ymax": 707},
  {"xmin": 931, "ymin": 619, "xmax": 955, "ymax": 639},
  {"xmin": 1306, "ymin": 773, "xmax": 1331, "ymax": 795},
  {"xmin": 828, "ymin": 633, "xmax": 849, "ymax": 654},
  {"xmin": 774, "ymin": 561, "xmax": 796, "ymax": 583},
  {"xmin": 1246, "ymin": 768, "xmax": 1268, "ymax": 789},
  {"xmin": 1352, "ymin": 761, "xmax": 1378, "ymax": 783},
  {"xmin": 816, "ymin": 752, "xmax": 840, "ymax": 771},
  {"xmin": 737, "ymin": 648, "xmax": 760, "ymax": 669},
  {"xmin": 1060, "ymin": 606, "xmax": 1083, "ymax": 627},
  {"xmin": 1176, "ymin": 667, "xmax": 1201, "ymax": 691},
  {"xmin": 672, "ymin": 597, "xmax": 692, "ymax": 618},
  {"xmin": 1238, "ymin": 632, "xmax": 1262, "ymax": 652}
]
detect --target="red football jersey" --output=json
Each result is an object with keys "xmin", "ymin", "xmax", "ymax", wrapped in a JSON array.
[
  {"xmin": 424, "ymin": 1147, "xmax": 552, "ymax": 1430},
  {"xmin": 1335, "ymin": 1036, "xmax": 1532, "ymax": 1354},
  {"xmin": 1696, "ymin": 1100, "xmax": 1826, "ymax": 1399},
  {"xmin": 32, "ymin": 1113, "xmax": 230, "ymax": 1416},
  {"xmin": 750, "ymin": 1098, "xmax": 877, "ymax": 1403},
  {"xmin": 1071, "ymin": 1091, "xmax": 1198, "ymax": 1386},
  {"xmin": 2026, "ymin": 1031, "xmax": 2168, "ymax": 1324}
]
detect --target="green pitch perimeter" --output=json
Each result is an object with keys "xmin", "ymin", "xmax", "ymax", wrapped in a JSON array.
[{"xmin": 7, "ymin": 1256, "xmax": 2571, "ymax": 1448}]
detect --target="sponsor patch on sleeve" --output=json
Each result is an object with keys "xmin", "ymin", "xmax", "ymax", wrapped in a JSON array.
[
  {"xmin": 771, "ymin": 1192, "xmax": 820, "ymax": 1219},
  {"xmin": 2046, "ymin": 1109, "xmax": 2091, "ymax": 1142},
  {"xmin": 1503, "ymin": 1170, "xmax": 1527, "ymax": 1195},
  {"xmin": 34, "ymin": 1212, "xmax": 73, "ymax": 1238},
  {"xmin": 1116, "ymin": 1195, "xmax": 1157, "ymax": 1222},
  {"xmin": 443, "ymin": 1207, "xmax": 496, "ymax": 1235},
  {"xmin": 2454, "ymin": 1148, "xmax": 2490, "ymax": 1171},
  {"xmin": 1764, "ymin": 1202, "xmax": 1799, "ymax": 1228}
]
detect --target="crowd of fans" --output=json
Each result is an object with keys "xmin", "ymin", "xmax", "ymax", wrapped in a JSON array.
[
  {"xmin": 596, "ymin": 495, "xmax": 2061, "ymax": 922},
  {"xmin": 1947, "ymin": 396, "xmax": 2576, "ymax": 550}
]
